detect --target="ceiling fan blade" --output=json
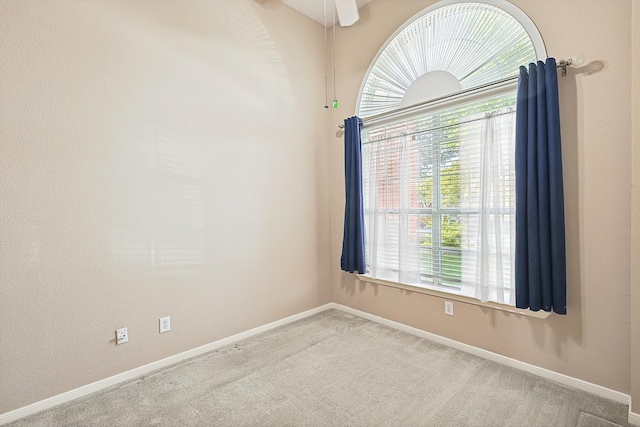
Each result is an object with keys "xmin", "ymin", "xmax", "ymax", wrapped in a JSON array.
[{"xmin": 334, "ymin": 0, "xmax": 359, "ymax": 26}]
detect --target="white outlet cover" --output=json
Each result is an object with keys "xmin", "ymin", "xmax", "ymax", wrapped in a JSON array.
[
  {"xmin": 444, "ymin": 301, "xmax": 454, "ymax": 316},
  {"xmin": 160, "ymin": 316, "xmax": 170, "ymax": 333},
  {"xmin": 116, "ymin": 327, "xmax": 128, "ymax": 345}
]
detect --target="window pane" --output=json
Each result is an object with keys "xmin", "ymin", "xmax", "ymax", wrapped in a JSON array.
[
  {"xmin": 441, "ymin": 250, "xmax": 462, "ymax": 285},
  {"xmin": 362, "ymin": 91, "xmax": 517, "ymax": 303},
  {"xmin": 441, "ymin": 214, "xmax": 461, "ymax": 249}
]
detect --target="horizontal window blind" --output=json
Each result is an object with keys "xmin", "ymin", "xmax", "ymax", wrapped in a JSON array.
[
  {"xmin": 358, "ymin": 2, "xmax": 535, "ymax": 118},
  {"xmin": 362, "ymin": 90, "xmax": 517, "ymax": 304}
]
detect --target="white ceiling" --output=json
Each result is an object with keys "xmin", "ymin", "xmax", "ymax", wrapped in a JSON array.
[{"xmin": 279, "ymin": 0, "xmax": 373, "ymax": 27}]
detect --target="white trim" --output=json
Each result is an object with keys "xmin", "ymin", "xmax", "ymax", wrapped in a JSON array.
[
  {"xmin": 1, "ymin": 302, "xmax": 635, "ymax": 426},
  {"xmin": 0, "ymin": 304, "xmax": 333, "ymax": 426},
  {"xmin": 330, "ymin": 303, "xmax": 633, "ymax": 408},
  {"xmin": 355, "ymin": 274, "xmax": 551, "ymax": 319}
]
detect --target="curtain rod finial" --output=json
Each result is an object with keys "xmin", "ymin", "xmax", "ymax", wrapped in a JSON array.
[{"xmin": 570, "ymin": 54, "xmax": 586, "ymax": 67}]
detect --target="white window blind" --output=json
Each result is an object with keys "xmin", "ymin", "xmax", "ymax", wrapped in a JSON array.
[
  {"xmin": 358, "ymin": 2, "xmax": 537, "ymax": 118},
  {"xmin": 362, "ymin": 89, "xmax": 517, "ymax": 304}
]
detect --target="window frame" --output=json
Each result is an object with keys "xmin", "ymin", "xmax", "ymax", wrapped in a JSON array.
[
  {"xmin": 355, "ymin": 0, "xmax": 548, "ymax": 312},
  {"xmin": 361, "ymin": 86, "xmax": 517, "ymax": 297}
]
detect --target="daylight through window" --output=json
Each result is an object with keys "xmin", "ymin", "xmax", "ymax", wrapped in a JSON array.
[{"xmin": 357, "ymin": 1, "xmax": 544, "ymax": 304}]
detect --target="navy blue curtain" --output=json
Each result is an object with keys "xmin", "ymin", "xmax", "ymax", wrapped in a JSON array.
[
  {"xmin": 340, "ymin": 116, "xmax": 365, "ymax": 274},
  {"xmin": 515, "ymin": 58, "xmax": 566, "ymax": 314}
]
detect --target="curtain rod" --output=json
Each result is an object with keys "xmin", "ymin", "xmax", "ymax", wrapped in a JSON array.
[{"xmin": 336, "ymin": 55, "xmax": 585, "ymax": 134}]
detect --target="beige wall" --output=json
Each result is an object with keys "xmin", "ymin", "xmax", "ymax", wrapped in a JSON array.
[
  {"xmin": 330, "ymin": 0, "xmax": 635, "ymax": 400},
  {"xmin": 0, "ymin": 0, "xmax": 331, "ymax": 414},
  {"xmin": 631, "ymin": 0, "xmax": 640, "ymax": 414}
]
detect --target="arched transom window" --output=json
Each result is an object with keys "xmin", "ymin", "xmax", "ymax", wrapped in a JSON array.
[{"xmin": 357, "ymin": 1, "xmax": 545, "ymax": 117}]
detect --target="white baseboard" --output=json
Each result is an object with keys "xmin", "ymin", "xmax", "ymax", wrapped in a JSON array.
[
  {"xmin": 1, "ymin": 302, "xmax": 636, "ymax": 426},
  {"xmin": 0, "ymin": 303, "xmax": 333, "ymax": 426},
  {"xmin": 329, "ymin": 303, "xmax": 638, "ymax": 425}
]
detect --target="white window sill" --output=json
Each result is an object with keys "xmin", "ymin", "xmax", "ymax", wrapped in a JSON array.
[{"xmin": 355, "ymin": 274, "xmax": 552, "ymax": 319}]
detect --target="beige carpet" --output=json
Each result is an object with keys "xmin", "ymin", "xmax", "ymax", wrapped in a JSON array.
[
  {"xmin": 6, "ymin": 309, "xmax": 630, "ymax": 426},
  {"xmin": 576, "ymin": 412, "xmax": 625, "ymax": 427}
]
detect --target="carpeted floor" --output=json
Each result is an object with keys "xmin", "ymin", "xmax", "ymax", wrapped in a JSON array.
[
  {"xmin": 6, "ymin": 309, "xmax": 629, "ymax": 426},
  {"xmin": 576, "ymin": 412, "xmax": 626, "ymax": 427}
]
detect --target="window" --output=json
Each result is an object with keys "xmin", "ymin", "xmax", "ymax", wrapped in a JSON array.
[{"xmin": 357, "ymin": 1, "xmax": 545, "ymax": 305}]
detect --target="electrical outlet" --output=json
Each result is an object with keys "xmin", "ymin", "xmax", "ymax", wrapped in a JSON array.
[
  {"xmin": 159, "ymin": 316, "xmax": 170, "ymax": 333},
  {"xmin": 116, "ymin": 327, "xmax": 128, "ymax": 345},
  {"xmin": 444, "ymin": 301, "xmax": 454, "ymax": 316}
]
